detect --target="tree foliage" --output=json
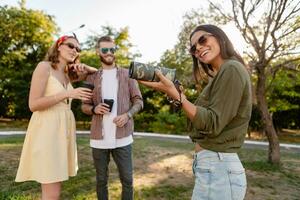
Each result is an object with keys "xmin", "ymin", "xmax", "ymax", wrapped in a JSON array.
[
  {"xmin": 268, "ymin": 68, "xmax": 300, "ymax": 113},
  {"xmin": 269, "ymin": 67, "xmax": 300, "ymax": 130},
  {"xmin": 83, "ymin": 26, "xmax": 141, "ymax": 67},
  {"xmin": 0, "ymin": 5, "xmax": 58, "ymax": 118}
]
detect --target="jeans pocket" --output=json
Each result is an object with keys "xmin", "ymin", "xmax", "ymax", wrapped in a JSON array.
[
  {"xmin": 192, "ymin": 168, "xmax": 211, "ymax": 200},
  {"xmin": 228, "ymin": 170, "xmax": 247, "ymax": 200},
  {"xmin": 195, "ymin": 168, "xmax": 211, "ymax": 183}
]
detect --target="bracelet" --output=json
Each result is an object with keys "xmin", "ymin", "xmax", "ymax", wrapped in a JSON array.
[
  {"xmin": 167, "ymin": 80, "xmax": 183, "ymax": 109},
  {"xmin": 171, "ymin": 94, "xmax": 182, "ymax": 107},
  {"xmin": 91, "ymin": 105, "xmax": 96, "ymax": 115},
  {"xmin": 180, "ymin": 94, "xmax": 186, "ymax": 104}
]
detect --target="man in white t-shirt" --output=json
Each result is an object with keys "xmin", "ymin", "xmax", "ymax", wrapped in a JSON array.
[{"xmin": 81, "ymin": 36, "xmax": 143, "ymax": 200}]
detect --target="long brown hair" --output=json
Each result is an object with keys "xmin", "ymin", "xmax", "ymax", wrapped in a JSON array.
[
  {"xmin": 44, "ymin": 35, "xmax": 79, "ymax": 69},
  {"xmin": 44, "ymin": 35, "xmax": 79, "ymax": 80},
  {"xmin": 190, "ymin": 25, "xmax": 245, "ymax": 84}
]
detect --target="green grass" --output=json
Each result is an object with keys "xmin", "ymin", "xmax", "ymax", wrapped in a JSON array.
[
  {"xmin": 1, "ymin": 119, "xmax": 300, "ymax": 144},
  {"xmin": 0, "ymin": 120, "xmax": 29, "ymax": 131},
  {"xmin": 1, "ymin": 135, "xmax": 300, "ymax": 200}
]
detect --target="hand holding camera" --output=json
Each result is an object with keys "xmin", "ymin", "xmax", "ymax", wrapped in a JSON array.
[
  {"xmin": 129, "ymin": 61, "xmax": 176, "ymax": 82},
  {"xmin": 136, "ymin": 65, "xmax": 184, "ymax": 110}
]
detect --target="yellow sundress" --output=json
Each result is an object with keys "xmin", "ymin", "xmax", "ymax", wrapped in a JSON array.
[{"xmin": 15, "ymin": 72, "xmax": 78, "ymax": 184}]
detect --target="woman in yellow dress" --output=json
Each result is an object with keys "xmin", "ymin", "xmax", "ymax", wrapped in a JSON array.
[{"xmin": 15, "ymin": 35, "xmax": 96, "ymax": 199}]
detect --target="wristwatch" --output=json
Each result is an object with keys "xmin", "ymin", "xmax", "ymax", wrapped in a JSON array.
[{"xmin": 127, "ymin": 112, "xmax": 133, "ymax": 119}]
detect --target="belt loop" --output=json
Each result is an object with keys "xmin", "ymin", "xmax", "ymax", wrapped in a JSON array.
[{"xmin": 217, "ymin": 152, "xmax": 223, "ymax": 160}]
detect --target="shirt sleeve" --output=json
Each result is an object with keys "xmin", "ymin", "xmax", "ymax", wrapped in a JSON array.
[
  {"xmin": 191, "ymin": 65, "xmax": 245, "ymax": 136},
  {"xmin": 127, "ymin": 78, "xmax": 143, "ymax": 116}
]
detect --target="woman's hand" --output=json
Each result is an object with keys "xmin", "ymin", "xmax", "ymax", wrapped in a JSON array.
[
  {"xmin": 69, "ymin": 63, "xmax": 97, "ymax": 75},
  {"xmin": 140, "ymin": 70, "xmax": 196, "ymax": 119},
  {"xmin": 139, "ymin": 70, "xmax": 180, "ymax": 99},
  {"xmin": 67, "ymin": 87, "xmax": 93, "ymax": 101}
]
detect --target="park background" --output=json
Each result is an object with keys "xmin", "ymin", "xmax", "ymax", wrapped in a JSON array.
[{"xmin": 0, "ymin": 0, "xmax": 299, "ymax": 199}]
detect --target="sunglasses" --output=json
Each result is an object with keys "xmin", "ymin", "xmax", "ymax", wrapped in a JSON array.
[
  {"xmin": 100, "ymin": 47, "xmax": 117, "ymax": 54},
  {"xmin": 62, "ymin": 43, "xmax": 81, "ymax": 53},
  {"xmin": 189, "ymin": 34, "xmax": 213, "ymax": 55}
]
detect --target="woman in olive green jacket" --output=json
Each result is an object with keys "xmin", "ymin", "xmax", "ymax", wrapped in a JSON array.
[{"xmin": 140, "ymin": 24, "xmax": 252, "ymax": 200}]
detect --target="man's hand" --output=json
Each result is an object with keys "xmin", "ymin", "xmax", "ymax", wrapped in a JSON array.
[
  {"xmin": 93, "ymin": 103, "xmax": 110, "ymax": 115},
  {"xmin": 113, "ymin": 113, "xmax": 129, "ymax": 127}
]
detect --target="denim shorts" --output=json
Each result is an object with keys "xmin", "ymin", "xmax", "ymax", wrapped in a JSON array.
[{"xmin": 192, "ymin": 150, "xmax": 246, "ymax": 200}]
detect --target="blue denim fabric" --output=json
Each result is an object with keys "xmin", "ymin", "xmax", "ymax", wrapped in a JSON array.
[
  {"xmin": 92, "ymin": 144, "xmax": 133, "ymax": 200},
  {"xmin": 192, "ymin": 150, "xmax": 246, "ymax": 200}
]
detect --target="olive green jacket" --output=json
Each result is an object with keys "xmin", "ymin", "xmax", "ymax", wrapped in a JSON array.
[{"xmin": 190, "ymin": 59, "xmax": 252, "ymax": 153}]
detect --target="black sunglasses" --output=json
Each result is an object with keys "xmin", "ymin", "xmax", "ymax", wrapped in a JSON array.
[
  {"xmin": 100, "ymin": 47, "xmax": 116, "ymax": 54},
  {"xmin": 62, "ymin": 42, "xmax": 81, "ymax": 53},
  {"xmin": 189, "ymin": 34, "xmax": 213, "ymax": 55}
]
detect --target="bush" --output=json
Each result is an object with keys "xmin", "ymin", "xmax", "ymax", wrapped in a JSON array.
[
  {"xmin": 249, "ymin": 104, "xmax": 264, "ymax": 132},
  {"xmin": 273, "ymin": 109, "xmax": 300, "ymax": 130},
  {"xmin": 148, "ymin": 111, "xmax": 187, "ymax": 134}
]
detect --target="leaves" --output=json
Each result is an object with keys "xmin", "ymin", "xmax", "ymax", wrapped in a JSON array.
[
  {"xmin": 83, "ymin": 26, "xmax": 141, "ymax": 67},
  {"xmin": 0, "ymin": 5, "xmax": 58, "ymax": 118}
]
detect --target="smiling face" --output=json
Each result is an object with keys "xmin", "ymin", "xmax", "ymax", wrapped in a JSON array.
[
  {"xmin": 190, "ymin": 30, "xmax": 223, "ymax": 67},
  {"xmin": 58, "ymin": 38, "xmax": 80, "ymax": 63},
  {"xmin": 97, "ymin": 41, "xmax": 116, "ymax": 66}
]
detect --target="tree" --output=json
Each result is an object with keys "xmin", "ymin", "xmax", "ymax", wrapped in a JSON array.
[
  {"xmin": 0, "ymin": 4, "xmax": 58, "ymax": 118},
  {"xmin": 268, "ymin": 67, "xmax": 300, "ymax": 131}
]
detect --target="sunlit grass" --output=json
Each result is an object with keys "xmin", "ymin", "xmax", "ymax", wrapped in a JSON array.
[{"xmin": 0, "ymin": 135, "xmax": 300, "ymax": 200}]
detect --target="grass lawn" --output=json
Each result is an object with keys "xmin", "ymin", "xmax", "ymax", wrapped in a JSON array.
[
  {"xmin": 0, "ymin": 135, "xmax": 299, "ymax": 200},
  {"xmin": 1, "ymin": 119, "xmax": 300, "ymax": 144}
]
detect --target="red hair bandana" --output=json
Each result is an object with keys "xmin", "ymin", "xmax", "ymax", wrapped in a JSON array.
[{"xmin": 56, "ymin": 35, "xmax": 69, "ymax": 46}]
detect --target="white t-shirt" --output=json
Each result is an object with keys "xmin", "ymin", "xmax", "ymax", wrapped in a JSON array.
[{"xmin": 90, "ymin": 68, "xmax": 133, "ymax": 149}]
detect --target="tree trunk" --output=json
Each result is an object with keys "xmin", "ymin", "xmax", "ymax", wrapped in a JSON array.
[{"xmin": 256, "ymin": 67, "xmax": 280, "ymax": 164}]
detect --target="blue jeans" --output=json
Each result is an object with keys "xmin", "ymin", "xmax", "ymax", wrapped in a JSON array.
[
  {"xmin": 192, "ymin": 150, "xmax": 246, "ymax": 200},
  {"xmin": 92, "ymin": 144, "xmax": 133, "ymax": 200}
]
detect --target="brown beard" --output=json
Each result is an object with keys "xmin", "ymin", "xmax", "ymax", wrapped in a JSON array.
[{"xmin": 100, "ymin": 54, "xmax": 115, "ymax": 65}]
